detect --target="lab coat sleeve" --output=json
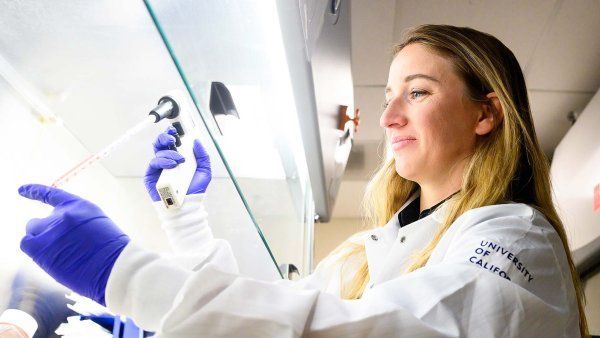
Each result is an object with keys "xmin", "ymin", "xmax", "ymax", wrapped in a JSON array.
[
  {"xmin": 104, "ymin": 240, "xmax": 347, "ymax": 333},
  {"xmin": 105, "ymin": 242, "xmax": 192, "ymax": 331},
  {"xmin": 104, "ymin": 194, "xmax": 236, "ymax": 331},
  {"xmin": 107, "ymin": 206, "xmax": 577, "ymax": 337},
  {"xmin": 153, "ymin": 193, "xmax": 353, "ymax": 293},
  {"xmin": 106, "ymin": 193, "xmax": 341, "ymax": 330},
  {"xmin": 152, "ymin": 194, "xmax": 239, "ymax": 274}
]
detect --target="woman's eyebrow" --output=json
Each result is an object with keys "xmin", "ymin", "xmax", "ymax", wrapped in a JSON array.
[
  {"xmin": 404, "ymin": 73, "xmax": 440, "ymax": 83},
  {"xmin": 385, "ymin": 73, "xmax": 440, "ymax": 93}
]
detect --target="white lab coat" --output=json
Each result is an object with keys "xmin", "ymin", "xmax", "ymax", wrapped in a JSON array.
[{"xmin": 105, "ymin": 192, "xmax": 580, "ymax": 337}]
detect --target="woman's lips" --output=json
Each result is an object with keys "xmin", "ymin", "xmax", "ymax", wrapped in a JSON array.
[{"xmin": 391, "ymin": 136, "xmax": 416, "ymax": 151}]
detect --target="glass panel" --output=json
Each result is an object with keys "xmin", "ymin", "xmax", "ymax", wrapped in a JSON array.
[
  {"xmin": 0, "ymin": 1, "xmax": 292, "ymax": 323},
  {"xmin": 144, "ymin": 0, "xmax": 314, "ymax": 275}
]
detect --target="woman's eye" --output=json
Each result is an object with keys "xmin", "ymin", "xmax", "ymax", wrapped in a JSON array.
[
  {"xmin": 409, "ymin": 90, "xmax": 428, "ymax": 100},
  {"xmin": 382, "ymin": 101, "xmax": 390, "ymax": 109}
]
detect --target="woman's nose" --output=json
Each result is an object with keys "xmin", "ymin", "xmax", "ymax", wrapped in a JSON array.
[{"xmin": 379, "ymin": 99, "xmax": 407, "ymax": 129}]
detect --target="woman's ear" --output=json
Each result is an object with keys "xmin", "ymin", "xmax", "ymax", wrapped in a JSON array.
[{"xmin": 475, "ymin": 92, "xmax": 504, "ymax": 136}]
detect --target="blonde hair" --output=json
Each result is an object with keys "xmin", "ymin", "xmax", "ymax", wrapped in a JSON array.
[{"xmin": 329, "ymin": 24, "xmax": 588, "ymax": 336}]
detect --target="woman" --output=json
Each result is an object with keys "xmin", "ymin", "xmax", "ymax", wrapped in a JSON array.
[{"xmin": 18, "ymin": 24, "xmax": 587, "ymax": 337}]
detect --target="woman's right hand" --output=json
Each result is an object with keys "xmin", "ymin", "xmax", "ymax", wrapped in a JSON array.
[{"xmin": 144, "ymin": 126, "xmax": 212, "ymax": 202}]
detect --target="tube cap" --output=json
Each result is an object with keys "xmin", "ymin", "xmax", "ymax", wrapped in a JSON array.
[{"xmin": 0, "ymin": 309, "xmax": 38, "ymax": 338}]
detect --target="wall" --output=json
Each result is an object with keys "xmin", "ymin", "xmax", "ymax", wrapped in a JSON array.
[
  {"xmin": 551, "ymin": 89, "xmax": 600, "ymax": 259},
  {"xmin": 551, "ymin": 88, "xmax": 600, "ymax": 334}
]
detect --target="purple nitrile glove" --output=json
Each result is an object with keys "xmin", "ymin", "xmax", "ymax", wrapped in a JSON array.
[
  {"xmin": 143, "ymin": 126, "xmax": 212, "ymax": 202},
  {"xmin": 18, "ymin": 184, "xmax": 130, "ymax": 306}
]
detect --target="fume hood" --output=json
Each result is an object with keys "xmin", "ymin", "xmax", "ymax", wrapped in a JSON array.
[{"xmin": 0, "ymin": 0, "xmax": 354, "ymax": 302}]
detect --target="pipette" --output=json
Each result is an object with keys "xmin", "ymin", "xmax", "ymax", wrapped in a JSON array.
[
  {"xmin": 154, "ymin": 90, "xmax": 198, "ymax": 209},
  {"xmin": 51, "ymin": 96, "xmax": 182, "ymax": 188},
  {"xmin": 51, "ymin": 116, "xmax": 155, "ymax": 188}
]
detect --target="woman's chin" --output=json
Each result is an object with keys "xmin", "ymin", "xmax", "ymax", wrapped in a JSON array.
[{"xmin": 394, "ymin": 163, "xmax": 419, "ymax": 181}]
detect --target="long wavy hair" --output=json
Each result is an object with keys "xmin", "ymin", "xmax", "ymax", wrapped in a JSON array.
[{"xmin": 329, "ymin": 24, "xmax": 588, "ymax": 336}]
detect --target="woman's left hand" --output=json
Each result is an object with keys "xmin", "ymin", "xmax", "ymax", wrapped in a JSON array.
[{"xmin": 144, "ymin": 127, "xmax": 212, "ymax": 202}]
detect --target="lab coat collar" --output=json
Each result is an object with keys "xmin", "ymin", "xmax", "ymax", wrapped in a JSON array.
[
  {"xmin": 364, "ymin": 190, "xmax": 450, "ymax": 288},
  {"xmin": 362, "ymin": 192, "xmax": 419, "ymax": 272}
]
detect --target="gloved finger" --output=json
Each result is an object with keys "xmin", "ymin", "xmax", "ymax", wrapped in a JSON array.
[
  {"xmin": 20, "ymin": 234, "xmax": 40, "ymax": 258},
  {"xmin": 148, "ymin": 157, "xmax": 180, "ymax": 170},
  {"xmin": 165, "ymin": 125, "xmax": 178, "ymax": 135},
  {"xmin": 18, "ymin": 184, "xmax": 79, "ymax": 207},
  {"xmin": 25, "ymin": 217, "xmax": 51, "ymax": 236},
  {"xmin": 193, "ymin": 139, "xmax": 210, "ymax": 163},
  {"xmin": 152, "ymin": 127, "xmax": 178, "ymax": 153},
  {"xmin": 155, "ymin": 150, "xmax": 185, "ymax": 163}
]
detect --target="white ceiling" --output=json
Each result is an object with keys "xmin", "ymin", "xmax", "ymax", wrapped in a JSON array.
[{"xmin": 332, "ymin": 0, "xmax": 600, "ymax": 218}]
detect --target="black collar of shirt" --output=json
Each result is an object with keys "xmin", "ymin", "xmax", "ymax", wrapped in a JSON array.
[{"xmin": 398, "ymin": 192, "xmax": 458, "ymax": 228}]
